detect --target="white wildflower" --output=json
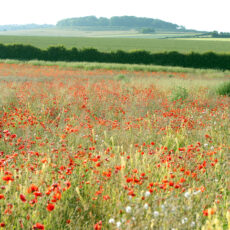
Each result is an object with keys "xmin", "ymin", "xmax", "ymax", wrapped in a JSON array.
[
  {"xmin": 144, "ymin": 203, "xmax": 149, "ymax": 209},
  {"xmin": 181, "ymin": 217, "xmax": 188, "ymax": 224},
  {"xmin": 145, "ymin": 191, "xmax": 151, "ymax": 197},
  {"xmin": 184, "ymin": 191, "xmax": 190, "ymax": 198},
  {"xmin": 116, "ymin": 221, "xmax": 121, "ymax": 228},
  {"xmin": 125, "ymin": 206, "xmax": 132, "ymax": 213},
  {"xmin": 204, "ymin": 143, "xmax": 208, "ymax": 147},
  {"xmin": 191, "ymin": 221, "xmax": 195, "ymax": 227},
  {"xmin": 108, "ymin": 218, "xmax": 115, "ymax": 224},
  {"xmin": 153, "ymin": 211, "xmax": 159, "ymax": 217}
]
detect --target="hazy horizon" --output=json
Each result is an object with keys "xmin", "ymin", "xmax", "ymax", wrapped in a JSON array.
[{"xmin": 1, "ymin": 0, "xmax": 230, "ymax": 32}]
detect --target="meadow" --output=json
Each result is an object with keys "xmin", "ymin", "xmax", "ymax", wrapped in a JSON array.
[
  {"xmin": 0, "ymin": 35, "xmax": 230, "ymax": 53},
  {"xmin": 0, "ymin": 61, "xmax": 229, "ymax": 229}
]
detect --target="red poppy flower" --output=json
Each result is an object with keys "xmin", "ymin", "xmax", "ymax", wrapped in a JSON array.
[
  {"xmin": 28, "ymin": 184, "xmax": 38, "ymax": 194},
  {"xmin": 34, "ymin": 192, "xmax": 43, "ymax": 197},
  {"xmin": 2, "ymin": 175, "xmax": 14, "ymax": 182},
  {"xmin": 20, "ymin": 194, "xmax": 27, "ymax": 202},
  {"xmin": 33, "ymin": 223, "xmax": 44, "ymax": 229},
  {"xmin": 46, "ymin": 203, "xmax": 55, "ymax": 211},
  {"xmin": 94, "ymin": 220, "xmax": 102, "ymax": 230}
]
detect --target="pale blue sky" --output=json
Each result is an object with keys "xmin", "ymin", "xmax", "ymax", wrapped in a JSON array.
[{"xmin": 1, "ymin": 0, "xmax": 230, "ymax": 32}]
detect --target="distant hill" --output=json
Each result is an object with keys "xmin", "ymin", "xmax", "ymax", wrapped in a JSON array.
[
  {"xmin": 0, "ymin": 24, "xmax": 54, "ymax": 31},
  {"xmin": 56, "ymin": 16, "xmax": 185, "ymax": 31}
]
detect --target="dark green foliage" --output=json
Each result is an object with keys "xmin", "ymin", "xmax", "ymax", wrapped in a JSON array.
[
  {"xmin": 0, "ymin": 43, "xmax": 230, "ymax": 70},
  {"xmin": 46, "ymin": 46, "xmax": 69, "ymax": 61},
  {"xmin": 216, "ymin": 81, "xmax": 230, "ymax": 96},
  {"xmin": 0, "ymin": 44, "xmax": 43, "ymax": 60},
  {"xmin": 57, "ymin": 16, "xmax": 179, "ymax": 31},
  {"xmin": 210, "ymin": 31, "xmax": 230, "ymax": 38},
  {"xmin": 141, "ymin": 28, "xmax": 156, "ymax": 34}
]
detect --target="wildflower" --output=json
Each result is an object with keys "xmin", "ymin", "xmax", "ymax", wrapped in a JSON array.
[
  {"xmin": 116, "ymin": 221, "xmax": 121, "ymax": 228},
  {"xmin": 0, "ymin": 194, "xmax": 5, "ymax": 199},
  {"xmin": 33, "ymin": 223, "xmax": 44, "ymax": 229},
  {"xmin": 203, "ymin": 208, "xmax": 215, "ymax": 216},
  {"xmin": 125, "ymin": 206, "xmax": 132, "ymax": 213},
  {"xmin": 34, "ymin": 192, "xmax": 43, "ymax": 197},
  {"xmin": 145, "ymin": 191, "xmax": 151, "ymax": 197},
  {"xmin": 2, "ymin": 175, "xmax": 14, "ymax": 182},
  {"xmin": 27, "ymin": 184, "xmax": 38, "ymax": 193},
  {"xmin": 66, "ymin": 219, "xmax": 70, "ymax": 224},
  {"xmin": 20, "ymin": 194, "xmax": 27, "ymax": 202},
  {"xmin": 108, "ymin": 218, "xmax": 115, "ymax": 224},
  {"xmin": 181, "ymin": 217, "xmax": 188, "ymax": 224},
  {"xmin": 153, "ymin": 211, "xmax": 159, "ymax": 217},
  {"xmin": 184, "ymin": 191, "xmax": 190, "ymax": 198},
  {"xmin": 103, "ymin": 195, "xmax": 110, "ymax": 200},
  {"xmin": 46, "ymin": 203, "xmax": 55, "ymax": 212},
  {"xmin": 144, "ymin": 203, "xmax": 149, "ymax": 209},
  {"xmin": 94, "ymin": 220, "xmax": 102, "ymax": 230}
]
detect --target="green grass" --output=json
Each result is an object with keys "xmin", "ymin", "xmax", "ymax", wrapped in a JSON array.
[
  {"xmin": 216, "ymin": 81, "xmax": 230, "ymax": 96},
  {"xmin": 1, "ymin": 59, "xmax": 230, "ymax": 76},
  {"xmin": 1, "ymin": 35, "xmax": 230, "ymax": 53}
]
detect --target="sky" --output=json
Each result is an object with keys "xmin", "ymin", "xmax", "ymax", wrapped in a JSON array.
[{"xmin": 1, "ymin": 0, "xmax": 230, "ymax": 32}]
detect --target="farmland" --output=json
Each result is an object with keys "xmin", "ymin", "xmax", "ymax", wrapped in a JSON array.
[
  {"xmin": 0, "ymin": 35, "xmax": 230, "ymax": 53},
  {"xmin": 0, "ymin": 61, "xmax": 229, "ymax": 229},
  {"xmin": 0, "ymin": 28, "xmax": 199, "ymax": 39}
]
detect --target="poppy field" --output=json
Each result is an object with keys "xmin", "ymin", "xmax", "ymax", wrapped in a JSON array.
[{"xmin": 0, "ymin": 62, "xmax": 229, "ymax": 229}]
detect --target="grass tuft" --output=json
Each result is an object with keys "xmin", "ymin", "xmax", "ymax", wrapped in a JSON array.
[
  {"xmin": 216, "ymin": 81, "xmax": 230, "ymax": 96},
  {"xmin": 170, "ymin": 86, "xmax": 188, "ymax": 102}
]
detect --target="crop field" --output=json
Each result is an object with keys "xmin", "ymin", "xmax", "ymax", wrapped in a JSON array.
[
  {"xmin": 176, "ymin": 38, "xmax": 230, "ymax": 42},
  {"xmin": 0, "ymin": 62, "xmax": 229, "ymax": 229},
  {"xmin": 0, "ymin": 28, "xmax": 199, "ymax": 39},
  {"xmin": 1, "ymin": 35, "xmax": 230, "ymax": 53}
]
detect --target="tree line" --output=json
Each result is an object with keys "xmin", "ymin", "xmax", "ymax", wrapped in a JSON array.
[
  {"xmin": 56, "ymin": 16, "xmax": 180, "ymax": 31},
  {"xmin": 0, "ymin": 43, "xmax": 230, "ymax": 70},
  {"xmin": 210, "ymin": 31, "xmax": 230, "ymax": 38},
  {"xmin": 0, "ymin": 24, "xmax": 54, "ymax": 31}
]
